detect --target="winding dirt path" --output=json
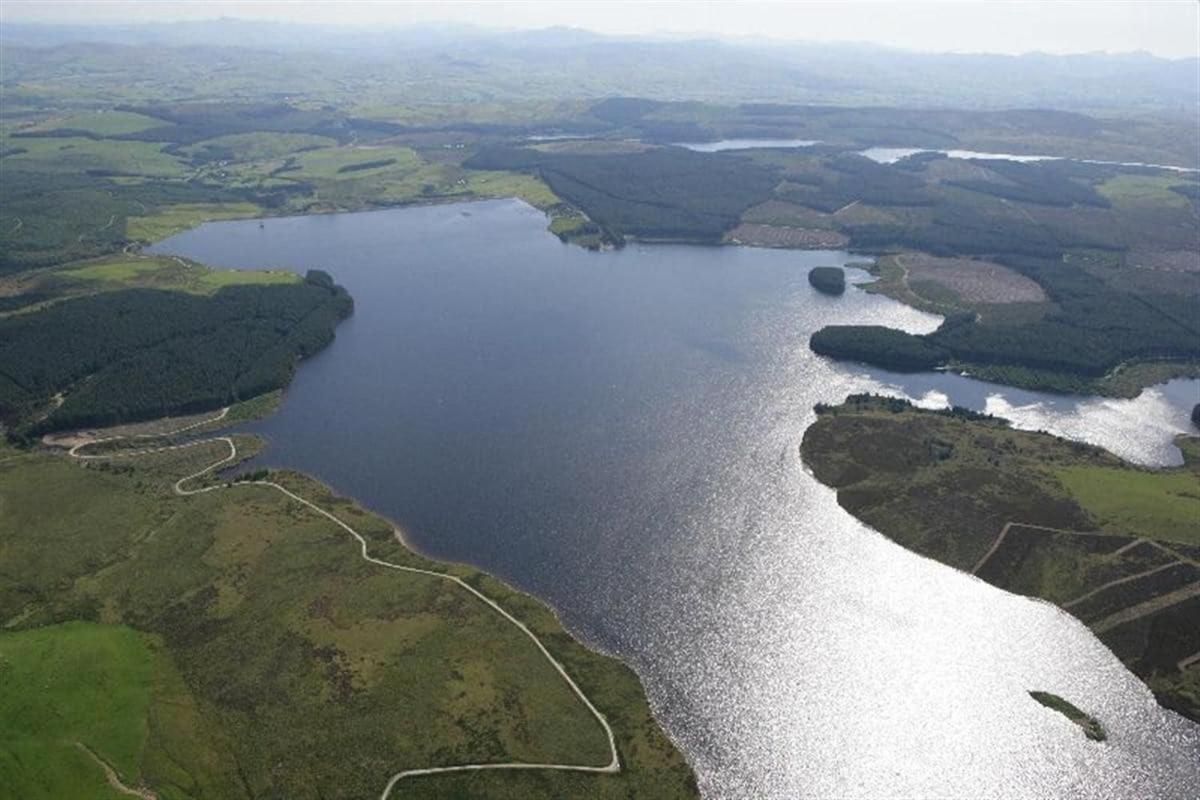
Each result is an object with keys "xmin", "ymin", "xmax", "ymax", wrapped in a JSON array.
[
  {"xmin": 75, "ymin": 742, "xmax": 157, "ymax": 800},
  {"xmin": 65, "ymin": 408, "xmax": 620, "ymax": 797}
]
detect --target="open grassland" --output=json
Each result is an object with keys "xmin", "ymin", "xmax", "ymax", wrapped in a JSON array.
[
  {"xmin": 124, "ymin": 202, "xmax": 264, "ymax": 242},
  {"xmin": 1057, "ymin": 465, "xmax": 1200, "ymax": 545},
  {"xmin": 801, "ymin": 396, "xmax": 1200, "ymax": 723},
  {"xmin": 0, "ymin": 435, "xmax": 695, "ymax": 799},
  {"xmin": 1, "ymin": 136, "xmax": 189, "ymax": 178},
  {"xmin": 461, "ymin": 170, "xmax": 561, "ymax": 209},
  {"xmin": 56, "ymin": 254, "xmax": 297, "ymax": 294},
  {"xmin": 1097, "ymin": 173, "xmax": 1192, "ymax": 209},
  {"xmin": 28, "ymin": 110, "xmax": 171, "ymax": 136},
  {"xmin": 181, "ymin": 131, "xmax": 337, "ymax": 163},
  {"xmin": 282, "ymin": 145, "xmax": 419, "ymax": 178},
  {"xmin": 0, "ymin": 622, "xmax": 174, "ymax": 800}
]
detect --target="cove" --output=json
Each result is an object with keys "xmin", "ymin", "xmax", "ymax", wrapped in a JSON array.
[{"xmin": 152, "ymin": 199, "xmax": 1200, "ymax": 799}]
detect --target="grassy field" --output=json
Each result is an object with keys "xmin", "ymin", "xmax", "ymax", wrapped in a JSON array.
[
  {"xmin": 287, "ymin": 145, "xmax": 422, "ymax": 179},
  {"xmin": 2, "ymin": 254, "xmax": 299, "ymax": 306},
  {"xmin": 124, "ymin": 202, "xmax": 264, "ymax": 242},
  {"xmin": 181, "ymin": 131, "xmax": 337, "ymax": 162},
  {"xmin": 1057, "ymin": 464, "xmax": 1200, "ymax": 545},
  {"xmin": 0, "ymin": 622, "xmax": 178, "ymax": 799},
  {"xmin": 1, "ymin": 136, "xmax": 189, "ymax": 178},
  {"xmin": 1097, "ymin": 173, "xmax": 1192, "ymax": 209},
  {"xmin": 461, "ymin": 170, "xmax": 561, "ymax": 209},
  {"xmin": 0, "ymin": 437, "xmax": 696, "ymax": 799},
  {"xmin": 801, "ymin": 395, "xmax": 1200, "ymax": 722},
  {"xmin": 32, "ymin": 110, "xmax": 171, "ymax": 136}
]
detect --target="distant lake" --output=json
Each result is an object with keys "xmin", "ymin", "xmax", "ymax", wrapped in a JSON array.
[
  {"xmin": 666, "ymin": 138, "xmax": 1199, "ymax": 172},
  {"xmin": 674, "ymin": 139, "xmax": 820, "ymax": 152},
  {"xmin": 153, "ymin": 200, "xmax": 1200, "ymax": 799},
  {"xmin": 859, "ymin": 146, "xmax": 1200, "ymax": 173}
]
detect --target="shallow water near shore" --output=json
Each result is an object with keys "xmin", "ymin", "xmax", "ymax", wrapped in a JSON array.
[{"xmin": 153, "ymin": 199, "xmax": 1200, "ymax": 799}]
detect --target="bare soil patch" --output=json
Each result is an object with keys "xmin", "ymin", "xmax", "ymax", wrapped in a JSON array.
[
  {"xmin": 725, "ymin": 223, "xmax": 848, "ymax": 249},
  {"xmin": 898, "ymin": 253, "xmax": 1047, "ymax": 304},
  {"xmin": 533, "ymin": 139, "xmax": 652, "ymax": 155}
]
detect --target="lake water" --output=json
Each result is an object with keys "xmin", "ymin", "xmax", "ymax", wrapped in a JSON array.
[
  {"xmin": 676, "ymin": 139, "xmax": 820, "ymax": 152},
  {"xmin": 153, "ymin": 200, "xmax": 1200, "ymax": 799},
  {"xmin": 858, "ymin": 146, "xmax": 1200, "ymax": 173},
  {"xmin": 668, "ymin": 138, "xmax": 1198, "ymax": 173}
]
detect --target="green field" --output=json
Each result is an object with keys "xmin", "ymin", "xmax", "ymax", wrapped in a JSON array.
[
  {"xmin": 1, "ymin": 136, "xmax": 189, "ymax": 178},
  {"xmin": 35, "ymin": 110, "xmax": 170, "ymax": 136},
  {"xmin": 1097, "ymin": 173, "xmax": 1191, "ymax": 209},
  {"xmin": 0, "ymin": 623, "xmax": 179, "ymax": 799},
  {"xmin": 4, "ymin": 254, "xmax": 299, "ymax": 307},
  {"xmin": 1057, "ymin": 464, "xmax": 1200, "ymax": 545},
  {"xmin": 182, "ymin": 131, "xmax": 337, "ymax": 163},
  {"xmin": 287, "ymin": 145, "xmax": 422, "ymax": 179},
  {"xmin": 461, "ymin": 170, "xmax": 561, "ymax": 209},
  {"xmin": 124, "ymin": 202, "xmax": 264, "ymax": 242}
]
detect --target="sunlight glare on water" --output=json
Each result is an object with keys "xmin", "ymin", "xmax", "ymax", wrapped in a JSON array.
[{"xmin": 153, "ymin": 199, "xmax": 1200, "ymax": 799}]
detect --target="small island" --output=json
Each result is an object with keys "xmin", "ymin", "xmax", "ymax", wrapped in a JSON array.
[
  {"xmin": 808, "ymin": 266, "xmax": 846, "ymax": 296},
  {"xmin": 1029, "ymin": 691, "xmax": 1107, "ymax": 742}
]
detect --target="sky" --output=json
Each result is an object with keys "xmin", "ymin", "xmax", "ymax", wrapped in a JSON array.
[{"xmin": 3, "ymin": 1, "xmax": 1199, "ymax": 59}]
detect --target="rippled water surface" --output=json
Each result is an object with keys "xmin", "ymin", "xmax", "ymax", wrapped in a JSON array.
[{"xmin": 154, "ymin": 200, "xmax": 1200, "ymax": 799}]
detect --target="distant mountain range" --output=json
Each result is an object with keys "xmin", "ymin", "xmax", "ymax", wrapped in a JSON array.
[{"xmin": 2, "ymin": 19, "xmax": 1197, "ymax": 111}]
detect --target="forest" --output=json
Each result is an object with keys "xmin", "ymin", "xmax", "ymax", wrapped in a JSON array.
[
  {"xmin": 810, "ymin": 325, "xmax": 948, "ymax": 371},
  {"xmin": 808, "ymin": 272, "xmax": 1200, "ymax": 382},
  {"xmin": 778, "ymin": 154, "xmax": 933, "ymax": 212},
  {"xmin": 0, "ymin": 271, "xmax": 352, "ymax": 433},
  {"xmin": 465, "ymin": 146, "xmax": 779, "ymax": 241}
]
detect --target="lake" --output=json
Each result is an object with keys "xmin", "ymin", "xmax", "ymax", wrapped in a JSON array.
[
  {"xmin": 858, "ymin": 146, "xmax": 1200, "ymax": 173},
  {"xmin": 671, "ymin": 138, "xmax": 1198, "ymax": 173},
  {"xmin": 153, "ymin": 199, "xmax": 1200, "ymax": 799},
  {"xmin": 676, "ymin": 138, "xmax": 820, "ymax": 152}
]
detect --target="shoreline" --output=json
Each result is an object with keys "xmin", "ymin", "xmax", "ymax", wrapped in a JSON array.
[
  {"xmin": 800, "ymin": 395, "xmax": 1200, "ymax": 725},
  {"xmin": 44, "ymin": 389, "xmax": 699, "ymax": 795}
]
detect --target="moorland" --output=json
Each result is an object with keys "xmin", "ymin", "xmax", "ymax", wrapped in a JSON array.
[{"xmin": 802, "ymin": 395, "xmax": 1200, "ymax": 722}]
